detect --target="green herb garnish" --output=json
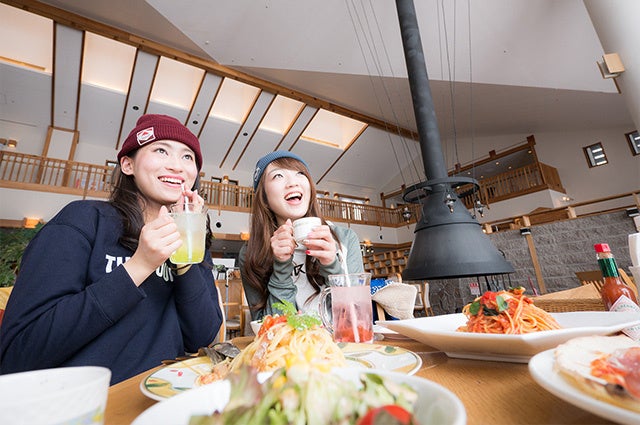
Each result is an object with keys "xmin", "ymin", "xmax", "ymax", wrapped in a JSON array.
[
  {"xmin": 495, "ymin": 295, "xmax": 508, "ymax": 312},
  {"xmin": 272, "ymin": 300, "xmax": 322, "ymax": 331}
]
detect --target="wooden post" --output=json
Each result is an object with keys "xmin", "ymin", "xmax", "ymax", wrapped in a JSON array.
[{"xmin": 524, "ymin": 233, "xmax": 547, "ymax": 294}]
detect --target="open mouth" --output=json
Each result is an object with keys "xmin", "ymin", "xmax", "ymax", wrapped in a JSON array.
[
  {"xmin": 285, "ymin": 192, "xmax": 303, "ymax": 203},
  {"xmin": 159, "ymin": 177, "xmax": 183, "ymax": 187}
]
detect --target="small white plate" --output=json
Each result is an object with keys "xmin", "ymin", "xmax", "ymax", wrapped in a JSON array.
[
  {"xmin": 378, "ymin": 311, "xmax": 640, "ymax": 362},
  {"xmin": 141, "ymin": 342, "xmax": 421, "ymax": 400},
  {"xmin": 529, "ymin": 349, "xmax": 640, "ymax": 425},
  {"xmin": 133, "ymin": 368, "xmax": 466, "ymax": 425}
]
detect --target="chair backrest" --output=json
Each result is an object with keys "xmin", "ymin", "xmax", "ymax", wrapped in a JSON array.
[
  {"xmin": 576, "ymin": 269, "xmax": 638, "ymax": 296},
  {"xmin": 618, "ymin": 268, "xmax": 638, "ymax": 297},
  {"xmin": 575, "ymin": 270, "xmax": 604, "ymax": 284},
  {"xmin": 213, "ymin": 279, "xmax": 227, "ymax": 343}
]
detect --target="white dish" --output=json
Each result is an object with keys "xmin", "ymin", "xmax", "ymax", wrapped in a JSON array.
[
  {"xmin": 378, "ymin": 311, "xmax": 640, "ymax": 362},
  {"xmin": 374, "ymin": 323, "xmax": 412, "ymax": 340},
  {"xmin": 141, "ymin": 342, "xmax": 422, "ymax": 400},
  {"xmin": 529, "ymin": 348, "xmax": 640, "ymax": 425},
  {"xmin": 132, "ymin": 368, "xmax": 466, "ymax": 425}
]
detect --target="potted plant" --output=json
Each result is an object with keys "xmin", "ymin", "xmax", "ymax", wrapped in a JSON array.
[{"xmin": 0, "ymin": 223, "xmax": 43, "ymax": 287}]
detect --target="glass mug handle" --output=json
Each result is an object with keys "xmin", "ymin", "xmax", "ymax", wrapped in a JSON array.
[{"xmin": 318, "ymin": 286, "xmax": 333, "ymax": 333}]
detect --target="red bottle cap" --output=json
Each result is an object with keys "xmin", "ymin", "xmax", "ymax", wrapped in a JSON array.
[{"xmin": 594, "ymin": 243, "xmax": 610, "ymax": 253}]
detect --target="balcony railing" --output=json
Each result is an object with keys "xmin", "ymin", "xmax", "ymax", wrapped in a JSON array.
[
  {"xmin": 456, "ymin": 162, "xmax": 565, "ymax": 209},
  {"xmin": 1, "ymin": 151, "xmax": 637, "ymax": 233},
  {"xmin": 0, "ymin": 151, "xmax": 418, "ymax": 227}
]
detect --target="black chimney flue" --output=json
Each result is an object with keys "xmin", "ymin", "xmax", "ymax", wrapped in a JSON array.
[{"xmin": 395, "ymin": 0, "xmax": 514, "ymax": 280}]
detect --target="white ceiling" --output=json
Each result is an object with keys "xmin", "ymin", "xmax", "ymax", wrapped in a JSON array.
[{"xmin": 3, "ymin": 0, "xmax": 634, "ymax": 201}]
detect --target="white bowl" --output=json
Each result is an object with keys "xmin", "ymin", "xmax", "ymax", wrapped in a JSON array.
[
  {"xmin": 0, "ymin": 366, "xmax": 111, "ymax": 425},
  {"xmin": 133, "ymin": 368, "xmax": 466, "ymax": 425},
  {"xmin": 250, "ymin": 320, "xmax": 262, "ymax": 335}
]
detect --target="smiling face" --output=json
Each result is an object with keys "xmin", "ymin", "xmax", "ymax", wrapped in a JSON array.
[
  {"xmin": 120, "ymin": 139, "xmax": 199, "ymax": 216},
  {"xmin": 263, "ymin": 161, "xmax": 312, "ymax": 225}
]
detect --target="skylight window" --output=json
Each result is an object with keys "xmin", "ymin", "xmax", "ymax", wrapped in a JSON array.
[
  {"xmin": 300, "ymin": 109, "xmax": 367, "ymax": 150},
  {"xmin": 626, "ymin": 130, "xmax": 640, "ymax": 156},
  {"xmin": 82, "ymin": 32, "xmax": 135, "ymax": 93},
  {"xmin": 0, "ymin": 3, "xmax": 52, "ymax": 72},
  {"xmin": 583, "ymin": 142, "xmax": 608, "ymax": 167},
  {"xmin": 150, "ymin": 57, "xmax": 204, "ymax": 109},
  {"xmin": 210, "ymin": 78, "xmax": 260, "ymax": 123},
  {"xmin": 259, "ymin": 95, "xmax": 304, "ymax": 134}
]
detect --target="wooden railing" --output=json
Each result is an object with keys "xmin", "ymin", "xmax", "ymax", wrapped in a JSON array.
[
  {"xmin": 456, "ymin": 162, "xmax": 565, "ymax": 209},
  {"xmin": 483, "ymin": 190, "xmax": 640, "ymax": 232},
  {"xmin": 318, "ymin": 197, "xmax": 421, "ymax": 227},
  {"xmin": 0, "ymin": 151, "xmax": 113, "ymax": 197},
  {"xmin": 0, "ymin": 151, "xmax": 418, "ymax": 227},
  {"xmin": 3, "ymin": 151, "xmax": 634, "ymax": 233}
]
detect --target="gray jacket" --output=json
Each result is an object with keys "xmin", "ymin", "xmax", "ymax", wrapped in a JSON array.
[{"xmin": 238, "ymin": 224, "xmax": 363, "ymax": 320}]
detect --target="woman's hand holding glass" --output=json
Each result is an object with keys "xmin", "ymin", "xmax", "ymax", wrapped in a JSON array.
[{"xmin": 125, "ymin": 206, "xmax": 182, "ymax": 285}]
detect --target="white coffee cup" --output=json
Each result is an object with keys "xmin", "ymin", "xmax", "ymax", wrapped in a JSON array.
[{"xmin": 293, "ymin": 217, "xmax": 322, "ymax": 244}]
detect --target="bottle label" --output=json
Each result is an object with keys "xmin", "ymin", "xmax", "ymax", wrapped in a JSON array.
[
  {"xmin": 597, "ymin": 258, "xmax": 619, "ymax": 278},
  {"xmin": 609, "ymin": 295, "xmax": 640, "ymax": 340}
]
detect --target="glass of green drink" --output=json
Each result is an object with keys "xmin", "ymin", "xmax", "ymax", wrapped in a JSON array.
[{"xmin": 169, "ymin": 202, "xmax": 208, "ymax": 265}]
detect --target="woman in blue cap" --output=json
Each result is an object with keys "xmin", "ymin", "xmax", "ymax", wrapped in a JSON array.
[{"xmin": 239, "ymin": 151, "xmax": 363, "ymax": 319}]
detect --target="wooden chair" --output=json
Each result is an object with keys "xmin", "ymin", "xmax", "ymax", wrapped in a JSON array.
[
  {"xmin": 215, "ymin": 276, "xmax": 247, "ymax": 339},
  {"xmin": 532, "ymin": 283, "xmax": 605, "ymax": 312},
  {"xmin": 408, "ymin": 281, "xmax": 433, "ymax": 317},
  {"xmin": 575, "ymin": 269, "xmax": 638, "ymax": 296},
  {"xmin": 213, "ymin": 281, "xmax": 227, "ymax": 342}
]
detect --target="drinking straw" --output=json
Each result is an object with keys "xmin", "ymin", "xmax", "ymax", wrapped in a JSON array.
[
  {"xmin": 180, "ymin": 183, "xmax": 193, "ymax": 261},
  {"xmin": 349, "ymin": 303, "xmax": 360, "ymax": 343}
]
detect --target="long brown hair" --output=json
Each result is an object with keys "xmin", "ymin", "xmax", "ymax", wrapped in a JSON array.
[{"xmin": 242, "ymin": 157, "xmax": 336, "ymax": 310}]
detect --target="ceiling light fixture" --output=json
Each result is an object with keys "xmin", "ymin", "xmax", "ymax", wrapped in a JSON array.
[{"xmin": 597, "ymin": 53, "xmax": 625, "ymax": 79}]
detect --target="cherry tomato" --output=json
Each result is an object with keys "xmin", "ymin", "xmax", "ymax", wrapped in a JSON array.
[
  {"xmin": 257, "ymin": 315, "xmax": 287, "ymax": 337},
  {"xmin": 357, "ymin": 405, "xmax": 414, "ymax": 425}
]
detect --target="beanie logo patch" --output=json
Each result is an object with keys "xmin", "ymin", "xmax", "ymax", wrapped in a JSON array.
[{"xmin": 136, "ymin": 127, "xmax": 156, "ymax": 146}]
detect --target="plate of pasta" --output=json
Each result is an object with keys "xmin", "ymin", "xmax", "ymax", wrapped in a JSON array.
[
  {"xmin": 378, "ymin": 289, "xmax": 640, "ymax": 362},
  {"xmin": 141, "ymin": 301, "xmax": 422, "ymax": 400},
  {"xmin": 141, "ymin": 343, "xmax": 422, "ymax": 400}
]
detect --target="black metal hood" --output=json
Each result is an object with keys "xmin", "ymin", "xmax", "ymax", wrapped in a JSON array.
[{"xmin": 396, "ymin": 0, "xmax": 514, "ymax": 280}]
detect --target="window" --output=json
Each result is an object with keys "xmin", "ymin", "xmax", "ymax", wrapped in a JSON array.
[
  {"xmin": 626, "ymin": 130, "xmax": 640, "ymax": 156},
  {"xmin": 583, "ymin": 142, "xmax": 608, "ymax": 167}
]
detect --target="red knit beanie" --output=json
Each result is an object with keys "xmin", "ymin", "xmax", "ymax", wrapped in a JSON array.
[{"xmin": 118, "ymin": 114, "xmax": 202, "ymax": 170}]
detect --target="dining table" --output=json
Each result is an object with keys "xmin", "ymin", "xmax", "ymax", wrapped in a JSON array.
[{"xmin": 104, "ymin": 335, "xmax": 617, "ymax": 425}]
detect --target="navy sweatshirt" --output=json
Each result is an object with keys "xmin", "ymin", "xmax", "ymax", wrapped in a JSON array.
[{"xmin": 0, "ymin": 200, "xmax": 222, "ymax": 384}]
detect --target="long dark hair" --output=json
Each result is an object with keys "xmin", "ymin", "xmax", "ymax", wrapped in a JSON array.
[
  {"xmin": 242, "ymin": 157, "xmax": 337, "ymax": 311},
  {"xmin": 108, "ymin": 159, "xmax": 212, "ymax": 256}
]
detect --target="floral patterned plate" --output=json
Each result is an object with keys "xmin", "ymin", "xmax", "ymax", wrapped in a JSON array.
[{"xmin": 140, "ymin": 343, "xmax": 421, "ymax": 400}]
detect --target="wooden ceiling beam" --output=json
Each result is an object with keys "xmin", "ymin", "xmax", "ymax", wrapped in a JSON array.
[{"xmin": 4, "ymin": 0, "xmax": 418, "ymax": 141}]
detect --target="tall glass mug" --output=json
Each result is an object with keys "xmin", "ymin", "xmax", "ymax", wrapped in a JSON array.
[
  {"xmin": 169, "ymin": 202, "xmax": 208, "ymax": 265},
  {"xmin": 319, "ymin": 273, "xmax": 374, "ymax": 343}
]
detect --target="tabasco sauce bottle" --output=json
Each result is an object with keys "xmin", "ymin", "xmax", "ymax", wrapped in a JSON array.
[{"xmin": 594, "ymin": 243, "xmax": 640, "ymax": 340}]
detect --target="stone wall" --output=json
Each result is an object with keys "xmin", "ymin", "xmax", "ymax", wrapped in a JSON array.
[{"xmin": 426, "ymin": 211, "xmax": 637, "ymax": 315}]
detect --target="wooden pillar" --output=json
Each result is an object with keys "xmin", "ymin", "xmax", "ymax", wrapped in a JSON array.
[{"xmin": 524, "ymin": 232, "xmax": 547, "ymax": 294}]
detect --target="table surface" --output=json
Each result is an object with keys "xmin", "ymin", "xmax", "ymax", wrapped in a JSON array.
[{"xmin": 105, "ymin": 336, "xmax": 616, "ymax": 425}]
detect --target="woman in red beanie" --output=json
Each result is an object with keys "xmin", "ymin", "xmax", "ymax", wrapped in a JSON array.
[{"xmin": 0, "ymin": 114, "xmax": 222, "ymax": 384}]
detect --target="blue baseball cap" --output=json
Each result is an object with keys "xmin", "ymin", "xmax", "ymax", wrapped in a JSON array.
[{"xmin": 253, "ymin": 151, "xmax": 309, "ymax": 191}]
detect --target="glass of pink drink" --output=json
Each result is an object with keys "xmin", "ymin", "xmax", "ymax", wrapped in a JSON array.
[{"xmin": 319, "ymin": 273, "xmax": 374, "ymax": 343}]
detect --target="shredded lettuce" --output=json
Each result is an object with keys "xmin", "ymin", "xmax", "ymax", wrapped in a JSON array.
[{"xmin": 189, "ymin": 365, "xmax": 418, "ymax": 425}]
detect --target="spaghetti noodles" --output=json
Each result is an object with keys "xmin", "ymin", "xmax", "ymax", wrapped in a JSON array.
[
  {"xmin": 457, "ymin": 287, "xmax": 561, "ymax": 334},
  {"xmin": 230, "ymin": 314, "xmax": 345, "ymax": 372}
]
